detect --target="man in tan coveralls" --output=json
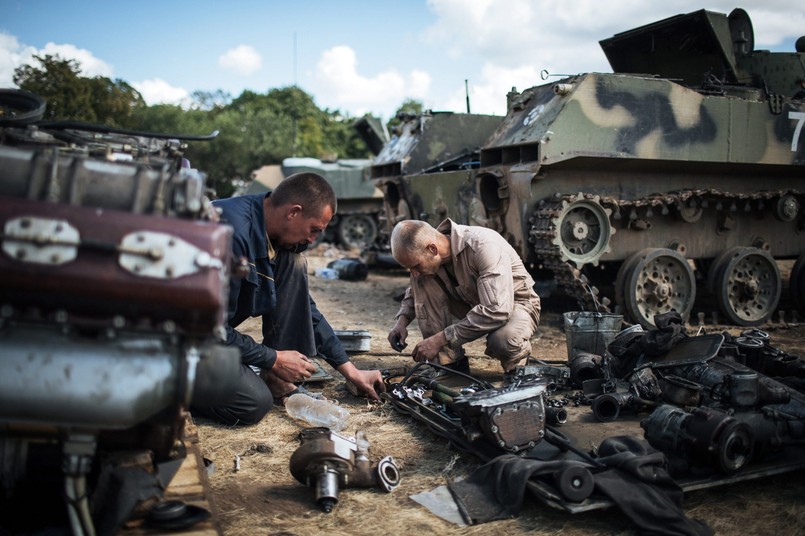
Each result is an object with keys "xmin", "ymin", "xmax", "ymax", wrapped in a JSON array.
[{"xmin": 387, "ymin": 219, "xmax": 541, "ymax": 373}]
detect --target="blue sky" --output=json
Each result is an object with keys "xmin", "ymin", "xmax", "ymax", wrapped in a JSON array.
[{"xmin": 2, "ymin": 0, "xmax": 803, "ymax": 120}]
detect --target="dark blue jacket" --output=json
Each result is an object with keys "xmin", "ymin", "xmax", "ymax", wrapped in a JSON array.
[{"xmin": 214, "ymin": 193, "xmax": 348, "ymax": 370}]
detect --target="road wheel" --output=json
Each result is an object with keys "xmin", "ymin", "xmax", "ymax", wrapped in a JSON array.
[
  {"xmin": 619, "ymin": 248, "xmax": 696, "ymax": 328},
  {"xmin": 337, "ymin": 214, "xmax": 377, "ymax": 250},
  {"xmin": 711, "ymin": 247, "xmax": 781, "ymax": 326}
]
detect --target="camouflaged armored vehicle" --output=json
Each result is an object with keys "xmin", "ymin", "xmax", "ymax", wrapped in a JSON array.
[
  {"xmin": 369, "ymin": 111, "xmax": 503, "ymax": 241},
  {"xmin": 380, "ymin": 7, "xmax": 805, "ymax": 328}
]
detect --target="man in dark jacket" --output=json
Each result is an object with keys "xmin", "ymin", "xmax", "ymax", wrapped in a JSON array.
[{"xmin": 193, "ymin": 172, "xmax": 384, "ymax": 425}]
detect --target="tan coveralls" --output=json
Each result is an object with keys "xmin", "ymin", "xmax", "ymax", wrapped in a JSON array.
[{"xmin": 395, "ymin": 219, "xmax": 541, "ymax": 371}]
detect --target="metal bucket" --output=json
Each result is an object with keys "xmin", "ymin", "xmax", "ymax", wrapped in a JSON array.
[{"xmin": 563, "ymin": 311, "xmax": 623, "ymax": 360}]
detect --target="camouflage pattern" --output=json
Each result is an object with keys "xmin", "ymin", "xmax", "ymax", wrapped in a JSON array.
[{"xmin": 377, "ymin": 8, "xmax": 805, "ymax": 328}]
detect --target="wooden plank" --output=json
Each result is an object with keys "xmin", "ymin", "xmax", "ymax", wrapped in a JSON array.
[{"xmin": 119, "ymin": 417, "xmax": 221, "ymax": 536}]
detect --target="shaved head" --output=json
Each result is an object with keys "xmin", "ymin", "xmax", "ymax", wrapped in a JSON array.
[{"xmin": 390, "ymin": 220, "xmax": 433, "ymax": 258}]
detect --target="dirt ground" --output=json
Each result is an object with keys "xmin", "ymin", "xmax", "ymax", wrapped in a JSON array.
[{"xmin": 196, "ymin": 246, "xmax": 805, "ymax": 536}]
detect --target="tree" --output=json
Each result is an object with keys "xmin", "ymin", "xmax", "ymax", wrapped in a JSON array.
[
  {"xmin": 386, "ymin": 98, "xmax": 424, "ymax": 132},
  {"xmin": 13, "ymin": 54, "xmax": 145, "ymax": 127}
]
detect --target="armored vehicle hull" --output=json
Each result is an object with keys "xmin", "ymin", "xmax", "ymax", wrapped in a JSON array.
[
  {"xmin": 370, "ymin": 111, "xmax": 503, "ymax": 239},
  {"xmin": 385, "ymin": 8, "xmax": 805, "ymax": 328}
]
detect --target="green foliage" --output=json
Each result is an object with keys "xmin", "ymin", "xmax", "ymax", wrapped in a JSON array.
[
  {"xmin": 387, "ymin": 98, "xmax": 424, "ymax": 131},
  {"xmin": 13, "ymin": 54, "xmax": 145, "ymax": 127},
  {"xmin": 11, "ymin": 54, "xmax": 418, "ymax": 197}
]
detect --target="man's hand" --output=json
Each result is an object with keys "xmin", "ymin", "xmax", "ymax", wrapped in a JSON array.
[
  {"xmin": 272, "ymin": 350, "xmax": 318, "ymax": 383},
  {"xmin": 412, "ymin": 331, "xmax": 448, "ymax": 363},
  {"xmin": 388, "ymin": 318, "xmax": 409, "ymax": 352},
  {"xmin": 338, "ymin": 362, "xmax": 385, "ymax": 402}
]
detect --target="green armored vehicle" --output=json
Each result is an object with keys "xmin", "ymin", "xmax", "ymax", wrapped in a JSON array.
[
  {"xmin": 248, "ymin": 117, "xmax": 390, "ymax": 250},
  {"xmin": 383, "ymin": 7, "xmax": 805, "ymax": 327}
]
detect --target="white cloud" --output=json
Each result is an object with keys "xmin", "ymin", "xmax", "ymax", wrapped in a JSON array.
[
  {"xmin": 133, "ymin": 78, "xmax": 190, "ymax": 106},
  {"xmin": 1, "ymin": 33, "xmax": 115, "ymax": 88},
  {"xmin": 40, "ymin": 42, "xmax": 113, "ymax": 77},
  {"xmin": 312, "ymin": 45, "xmax": 432, "ymax": 119},
  {"xmin": 422, "ymin": 0, "xmax": 805, "ymax": 115},
  {"xmin": 0, "ymin": 32, "xmax": 33, "ymax": 87},
  {"xmin": 218, "ymin": 45, "xmax": 262, "ymax": 76}
]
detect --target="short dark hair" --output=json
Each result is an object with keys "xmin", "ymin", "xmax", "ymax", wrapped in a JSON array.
[{"xmin": 268, "ymin": 172, "xmax": 337, "ymax": 216}]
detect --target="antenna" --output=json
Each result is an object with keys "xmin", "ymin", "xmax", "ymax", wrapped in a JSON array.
[
  {"xmin": 465, "ymin": 79, "xmax": 471, "ymax": 113},
  {"xmin": 292, "ymin": 31, "xmax": 298, "ymax": 156}
]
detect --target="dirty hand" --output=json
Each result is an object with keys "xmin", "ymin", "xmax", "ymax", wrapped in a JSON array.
[
  {"xmin": 412, "ymin": 331, "xmax": 448, "ymax": 363},
  {"xmin": 272, "ymin": 351, "xmax": 317, "ymax": 384},
  {"xmin": 338, "ymin": 363, "xmax": 385, "ymax": 402},
  {"xmin": 352, "ymin": 369, "xmax": 386, "ymax": 401},
  {"xmin": 388, "ymin": 321, "xmax": 409, "ymax": 352}
]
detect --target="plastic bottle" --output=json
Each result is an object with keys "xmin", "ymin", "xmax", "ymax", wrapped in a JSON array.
[
  {"xmin": 314, "ymin": 267, "xmax": 339, "ymax": 279},
  {"xmin": 284, "ymin": 393, "xmax": 350, "ymax": 431}
]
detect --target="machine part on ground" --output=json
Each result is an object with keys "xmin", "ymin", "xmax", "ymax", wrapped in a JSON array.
[
  {"xmin": 288, "ymin": 428, "xmax": 400, "ymax": 512},
  {"xmin": 384, "ymin": 364, "xmax": 549, "ymax": 455},
  {"xmin": 505, "ymin": 364, "xmax": 572, "ymax": 392},
  {"xmin": 563, "ymin": 311, "xmax": 624, "ymax": 360},
  {"xmin": 730, "ymin": 330, "xmax": 805, "ymax": 379},
  {"xmin": 375, "ymin": 8, "xmax": 805, "ymax": 327},
  {"xmin": 452, "ymin": 381, "xmax": 548, "ymax": 452},
  {"xmin": 145, "ymin": 500, "xmax": 212, "ymax": 531},
  {"xmin": 0, "ymin": 93, "xmax": 238, "ymax": 535},
  {"xmin": 546, "ymin": 404, "xmax": 569, "ymax": 425},
  {"xmin": 569, "ymin": 352, "xmax": 603, "ymax": 387},
  {"xmin": 642, "ymin": 405, "xmax": 754, "ymax": 474},
  {"xmin": 596, "ymin": 326, "xmax": 805, "ymax": 476},
  {"xmin": 552, "ymin": 465, "xmax": 595, "ymax": 503},
  {"xmin": 591, "ymin": 390, "xmax": 656, "ymax": 423},
  {"xmin": 660, "ymin": 375, "xmax": 703, "ymax": 407}
]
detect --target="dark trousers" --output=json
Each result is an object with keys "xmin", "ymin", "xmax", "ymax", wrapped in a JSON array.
[{"xmin": 193, "ymin": 251, "xmax": 314, "ymax": 425}]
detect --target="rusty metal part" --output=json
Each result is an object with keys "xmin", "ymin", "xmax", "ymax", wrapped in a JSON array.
[{"xmin": 288, "ymin": 428, "xmax": 400, "ymax": 513}]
